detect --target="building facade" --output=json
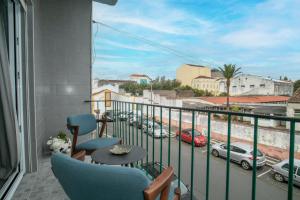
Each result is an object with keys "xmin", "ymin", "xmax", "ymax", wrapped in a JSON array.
[
  {"xmin": 191, "ymin": 76, "xmax": 221, "ymax": 95},
  {"xmin": 129, "ymin": 74, "xmax": 151, "ymax": 84},
  {"xmin": 219, "ymin": 74, "xmax": 293, "ymax": 96},
  {"xmin": 176, "ymin": 64, "xmax": 211, "ymax": 86},
  {"xmin": 287, "ymin": 88, "xmax": 300, "ymax": 131}
]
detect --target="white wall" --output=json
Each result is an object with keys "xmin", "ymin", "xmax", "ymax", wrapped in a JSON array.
[{"xmin": 229, "ymin": 74, "xmax": 293, "ymax": 96}]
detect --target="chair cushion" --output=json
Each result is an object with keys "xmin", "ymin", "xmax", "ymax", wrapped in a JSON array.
[
  {"xmin": 76, "ymin": 138, "xmax": 121, "ymax": 151},
  {"xmin": 67, "ymin": 114, "xmax": 97, "ymax": 135},
  {"xmin": 51, "ymin": 153, "xmax": 151, "ymax": 200}
]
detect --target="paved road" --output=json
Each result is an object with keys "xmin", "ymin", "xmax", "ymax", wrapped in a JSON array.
[{"xmin": 106, "ymin": 122, "xmax": 300, "ymax": 200}]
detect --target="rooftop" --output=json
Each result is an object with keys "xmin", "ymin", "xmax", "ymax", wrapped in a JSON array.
[
  {"xmin": 288, "ymin": 88, "xmax": 300, "ymax": 103},
  {"xmin": 198, "ymin": 96, "xmax": 290, "ymax": 105}
]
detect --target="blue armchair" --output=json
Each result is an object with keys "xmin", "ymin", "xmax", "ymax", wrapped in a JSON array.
[
  {"xmin": 51, "ymin": 153, "xmax": 180, "ymax": 200},
  {"xmin": 67, "ymin": 114, "xmax": 121, "ymax": 156}
]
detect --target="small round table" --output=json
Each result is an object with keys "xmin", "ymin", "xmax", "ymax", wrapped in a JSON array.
[{"xmin": 91, "ymin": 145, "xmax": 147, "ymax": 166}]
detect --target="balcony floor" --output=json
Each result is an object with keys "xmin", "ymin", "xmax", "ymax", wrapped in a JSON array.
[{"xmin": 12, "ymin": 156, "xmax": 69, "ymax": 200}]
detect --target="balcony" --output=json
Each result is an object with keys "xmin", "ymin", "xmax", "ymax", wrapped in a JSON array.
[
  {"xmin": 1, "ymin": 0, "xmax": 300, "ymax": 200},
  {"xmin": 11, "ymin": 100, "xmax": 300, "ymax": 200}
]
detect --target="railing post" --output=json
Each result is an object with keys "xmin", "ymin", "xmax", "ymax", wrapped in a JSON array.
[
  {"xmin": 141, "ymin": 104, "xmax": 144, "ymax": 148},
  {"xmin": 132, "ymin": 103, "xmax": 134, "ymax": 145},
  {"xmin": 112, "ymin": 101, "xmax": 115, "ymax": 137},
  {"xmin": 168, "ymin": 108, "xmax": 171, "ymax": 167},
  {"xmin": 152, "ymin": 105, "xmax": 155, "ymax": 168},
  {"xmin": 128, "ymin": 102, "xmax": 131, "ymax": 145},
  {"xmin": 178, "ymin": 109, "xmax": 182, "ymax": 188},
  {"xmin": 136, "ymin": 104, "xmax": 139, "ymax": 146},
  {"xmin": 225, "ymin": 114, "xmax": 231, "ymax": 200},
  {"xmin": 146, "ymin": 105, "xmax": 149, "ymax": 171},
  {"xmin": 190, "ymin": 111, "xmax": 195, "ymax": 200},
  {"xmin": 252, "ymin": 117, "xmax": 258, "ymax": 200},
  {"xmin": 124, "ymin": 102, "xmax": 127, "ymax": 144},
  {"xmin": 160, "ymin": 106, "xmax": 163, "ymax": 173},
  {"xmin": 206, "ymin": 112, "xmax": 211, "ymax": 200},
  {"xmin": 288, "ymin": 120, "xmax": 296, "ymax": 200}
]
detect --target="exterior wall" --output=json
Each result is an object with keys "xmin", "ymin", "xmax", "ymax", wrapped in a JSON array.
[
  {"xmin": 230, "ymin": 74, "xmax": 275, "ymax": 96},
  {"xmin": 130, "ymin": 76, "xmax": 150, "ymax": 84},
  {"xmin": 287, "ymin": 103, "xmax": 300, "ymax": 131},
  {"xmin": 191, "ymin": 78, "xmax": 220, "ymax": 95},
  {"xmin": 176, "ymin": 64, "xmax": 211, "ymax": 86},
  {"xmin": 34, "ymin": 0, "xmax": 92, "ymax": 157},
  {"xmin": 228, "ymin": 74, "xmax": 293, "ymax": 96}
]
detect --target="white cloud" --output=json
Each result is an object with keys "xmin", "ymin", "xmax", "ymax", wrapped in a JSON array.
[{"xmin": 220, "ymin": 28, "xmax": 295, "ymax": 48}]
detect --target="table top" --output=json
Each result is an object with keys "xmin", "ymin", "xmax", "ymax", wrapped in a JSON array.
[{"xmin": 91, "ymin": 145, "xmax": 147, "ymax": 165}]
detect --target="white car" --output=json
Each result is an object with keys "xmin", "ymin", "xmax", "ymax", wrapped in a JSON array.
[
  {"xmin": 271, "ymin": 159, "xmax": 300, "ymax": 186},
  {"xmin": 143, "ymin": 121, "xmax": 168, "ymax": 138}
]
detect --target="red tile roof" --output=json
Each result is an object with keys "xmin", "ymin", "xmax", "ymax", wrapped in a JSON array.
[{"xmin": 199, "ymin": 96, "xmax": 289, "ymax": 105}]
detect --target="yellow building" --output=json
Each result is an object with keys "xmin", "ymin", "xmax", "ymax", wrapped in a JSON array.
[
  {"xmin": 191, "ymin": 76, "xmax": 221, "ymax": 95},
  {"xmin": 176, "ymin": 64, "xmax": 211, "ymax": 86}
]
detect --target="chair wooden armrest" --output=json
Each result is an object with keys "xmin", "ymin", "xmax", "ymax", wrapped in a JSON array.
[
  {"xmin": 71, "ymin": 150, "xmax": 86, "ymax": 161},
  {"xmin": 144, "ymin": 167, "xmax": 178, "ymax": 200},
  {"xmin": 67, "ymin": 124, "xmax": 79, "ymax": 157},
  {"xmin": 174, "ymin": 187, "xmax": 181, "ymax": 200}
]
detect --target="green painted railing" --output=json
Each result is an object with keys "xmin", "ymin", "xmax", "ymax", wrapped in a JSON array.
[{"xmin": 86, "ymin": 100, "xmax": 299, "ymax": 200}]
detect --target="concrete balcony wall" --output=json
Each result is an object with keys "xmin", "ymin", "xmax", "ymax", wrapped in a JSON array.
[{"xmin": 33, "ymin": 0, "xmax": 92, "ymax": 157}]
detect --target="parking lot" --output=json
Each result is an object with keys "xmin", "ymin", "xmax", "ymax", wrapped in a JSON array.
[{"xmin": 106, "ymin": 122, "xmax": 300, "ymax": 200}]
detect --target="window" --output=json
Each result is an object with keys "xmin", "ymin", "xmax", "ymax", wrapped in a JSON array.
[
  {"xmin": 241, "ymin": 85, "xmax": 245, "ymax": 88},
  {"xmin": 260, "ymin": 84, "xmax": 266, "ymax": 88},
  {"xmin": 294, "ymin": 109, "xmax": 300, "ymax": 118},
  {"xmin": 282, "ymin": 164, "xmax": 297, "ymax": 174},
  {"xmin": 231, "ymin": 146, "xmax": 246, "ymax": 154},
  {"xmin": 250, "ymin": 85, "xmax": 255, "ymax": 88},
  {"xmin": 297, "ymin": 167, "xmax": 300, "ymax": 176},
  {"xmin": 250, "ymin": 150, "xmax": 263, "ymax": 157}
]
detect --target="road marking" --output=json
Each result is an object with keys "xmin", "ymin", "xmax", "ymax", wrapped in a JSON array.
[{"xmin": 257, "ymin": 169, "xmax": 272, "ymax": 178}]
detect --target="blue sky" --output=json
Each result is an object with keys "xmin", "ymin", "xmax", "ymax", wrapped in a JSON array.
[{"xmin": 92, "ymin": 0, "xmax": 300, "ymax": 80}]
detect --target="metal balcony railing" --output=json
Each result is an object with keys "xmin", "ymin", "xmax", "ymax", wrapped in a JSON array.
[{"xmin": 85, "ymin": 100, "xmax": 300, "ymax": 200}]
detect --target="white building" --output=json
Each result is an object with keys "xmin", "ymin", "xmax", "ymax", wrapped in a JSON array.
[
  {"xmin": 129, "ymin": 74, "xmax": 151, "ymax": 84},
  {"xmin": 219, "ymin": 74, "xmax": 293, "ymax": 96},
  {"xmin": 287, "ymin": 88, "xmax": 300, "ymax": 131}
]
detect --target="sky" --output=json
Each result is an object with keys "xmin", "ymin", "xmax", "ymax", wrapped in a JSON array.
[{"xmin": 92, "ymin": 0, "xmax": 300, "ymax": 80}]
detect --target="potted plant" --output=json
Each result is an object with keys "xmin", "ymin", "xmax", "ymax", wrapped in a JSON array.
[{"xmin": 47, "ymin": 131, "xmax": 71, "ymax": 153}]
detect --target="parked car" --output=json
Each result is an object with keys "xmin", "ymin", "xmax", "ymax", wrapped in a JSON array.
[
  {"xmin": 118, "ymin": 111, "xmax": 133, "ymax": 121},
  {"xmin": 143, "ymin": 121, "xmax": 168, "ymax": 138},
  {"xmin": 211, "ymin": 142, "xmax": 266, "ymax": 170},
  {"xmin": 176, "ymin": 129, "xmax": 207, "ymax": 147},
  {"xmin": 271, "ymin": 159, "xmax": 300, "ymax": 186}
]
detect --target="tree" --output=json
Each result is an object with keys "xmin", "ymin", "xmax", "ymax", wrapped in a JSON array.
[
  {"xmin": 218, "ymin": 64, "xmax": 241, "ymax": 110},
  {"xmin": 294, "ymin": 80, "xmax": 300, "ymax": 93}
]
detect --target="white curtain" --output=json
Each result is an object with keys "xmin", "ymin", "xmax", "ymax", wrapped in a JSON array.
[{"xmin": 0, "ymin": 2, "xmax": 19, "ymax": 180}]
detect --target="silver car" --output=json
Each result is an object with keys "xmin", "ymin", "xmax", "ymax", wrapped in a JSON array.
[
  {"xmin": 271, "ymin": 159, "xmax": 300, "ymax": 186},
  {"xmin": 143, "ymin": 121, "xmax": 168, "ymax": 138},
  {"xmin": 211, "ymin": 142, "xmax": 266, "ymax": 170}
]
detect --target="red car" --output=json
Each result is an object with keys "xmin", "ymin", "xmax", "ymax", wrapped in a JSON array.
[{"xmin": 176, "ymin": 129, "xmax": 207, "ymax": 147}]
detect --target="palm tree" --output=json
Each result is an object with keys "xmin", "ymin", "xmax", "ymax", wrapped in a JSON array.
[{"xmin": 218, "ymin": 64, "xmax": 241, "ymax": 110}]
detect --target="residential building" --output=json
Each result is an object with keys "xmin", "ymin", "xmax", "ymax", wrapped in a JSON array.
[
  {"xmin": 129, "ymin": 74, "xmax": 151, "ymax": 84},
  {"xmin": 176, "ymin": 64, "xmax": 211, "ymax": 86},
  {"xmin": 287, "ymin": 88, "xmax": 300, "ymax": 130},
  {"xmin": 219, "ymin": 74, "xmax": 293, "ymax": 96},
  {"xmin": 96, "ymin": 79, "xmax": 134, "ymax": 87},
  {"xmin": 197, "ymin": 96, "xmax": 289, "ymax": 106},
  {"xmin": 191, "ymin": 76, "xmax": 221, "ymax": 95}
]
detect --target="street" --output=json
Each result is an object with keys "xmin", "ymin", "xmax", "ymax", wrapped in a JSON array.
[{"xmin": 106, "ymin": 123, "xmax": 300, "ymax": 200}]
